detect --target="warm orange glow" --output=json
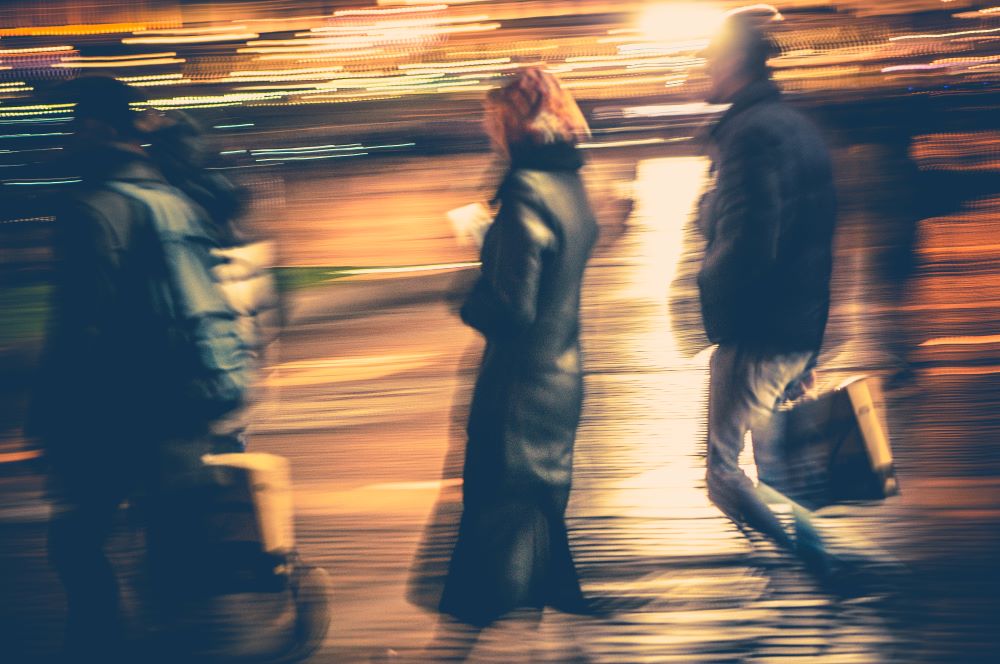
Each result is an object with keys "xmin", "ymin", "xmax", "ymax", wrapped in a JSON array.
[{"xmin": 0, "ymin": 22, "xmax": 179, "ymax": 37}]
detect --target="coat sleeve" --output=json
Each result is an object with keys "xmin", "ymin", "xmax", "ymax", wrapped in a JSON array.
[
  {"xmin": 461, "ymin": 182, "xmax": 556, "ymax": 336},
  {"xmin": 697, "ymin": 130, "xmax": 782, "ymax": 341}
]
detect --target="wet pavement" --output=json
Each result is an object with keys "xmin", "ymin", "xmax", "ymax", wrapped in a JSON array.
[{"xmin": 2, "ymin": 151, "xmax": 999, "ymax": 662}]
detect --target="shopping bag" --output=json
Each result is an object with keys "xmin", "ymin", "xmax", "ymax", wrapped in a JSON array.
[{"xmin": 753, "ymin": 375, "xmax": 900, "ymax": 510}]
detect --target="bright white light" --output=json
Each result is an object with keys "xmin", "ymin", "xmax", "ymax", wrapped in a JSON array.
[{"xmin": 640, "ymin": 3, "xmax": 725, "ymax": 44}]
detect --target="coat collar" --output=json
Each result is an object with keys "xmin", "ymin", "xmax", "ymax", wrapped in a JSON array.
[
  {"xmin": 80, "ymin": 144, "xmax": 167, "ymax": 185},
  {"xmin": 709, "ymin": 79, "xmax": 781, "ymax": 141},
  {"xmin": 508, "ymin": 141, "xmax": 584, "ymax": 173}
]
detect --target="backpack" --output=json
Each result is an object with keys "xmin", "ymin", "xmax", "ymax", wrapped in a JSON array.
[{"xmin": 107, "ymin": 180, "xmax": 255, "ymax": 420}]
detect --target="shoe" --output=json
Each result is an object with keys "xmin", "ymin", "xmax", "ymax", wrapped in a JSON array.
[{"xmin": 270, "ymin": 562, "xmax": 333, "ymax": 663}]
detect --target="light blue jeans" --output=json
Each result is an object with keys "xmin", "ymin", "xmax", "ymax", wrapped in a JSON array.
[{"xmin": 706, "ymin": 345, "xmax": 815, "ymax": 550}]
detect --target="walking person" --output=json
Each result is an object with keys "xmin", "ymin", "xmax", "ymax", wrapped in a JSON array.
[
  {"xmin": 439, "ymin": 67, "xmax": 599, "ymax": 628},
  {"xmin": 25, "ymin": 77, "xmax": 307, "ymax": 662},
  {"xmin": 26, "ymin": 77, "xmax": 200, "ymax": 662},
  {"xmin": 693, "ymin": 10, "xmax": 841, "ymax": 573}
]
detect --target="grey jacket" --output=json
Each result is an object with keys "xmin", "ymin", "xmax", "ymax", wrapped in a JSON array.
[{"xmin": 697, "ymin": 80, "xmax": 836, "ymax": 352}]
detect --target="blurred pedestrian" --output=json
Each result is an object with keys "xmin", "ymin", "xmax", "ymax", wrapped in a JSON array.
[
  {"xmin": 143, "ymin": 110, "xmax": 282, "ymax": 449},
  {"xmin": 439, "ymin": 67, "xmax": 599, "ymax": 627},
  {"xmin": 694, "ymin": 10, "xmax": 840, "ymax": 571},
  {"xmin": 25, "ymin": 77, "xmax": 285, "ymax": 661},
  {"xmin": 25, "ymin": 76, "xmax": 184, "ymax": 661}
]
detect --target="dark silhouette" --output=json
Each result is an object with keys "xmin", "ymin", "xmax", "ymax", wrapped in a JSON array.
[
  {"xmin": 25, "ymin": 78, "xmax": 295, "ymax": 661},
  {"xmin": 439, "ymin": 68, "xmax": 599, "ymax": 628},
  {"xmin": 26, "ymin": 77, "xmax": 198, "ymax": 662},
  {"xmin": 694, "ymin": 11, "xmax": 841, "ymax": 574}
]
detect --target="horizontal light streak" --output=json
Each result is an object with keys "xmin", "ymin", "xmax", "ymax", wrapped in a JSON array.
[
  {"xmin": 307, "ymin": 14, "xmax": 490, "ymax": 33},
  {"xmin": 72, "ymin": 52, "xmax": 178, "ymax": 61},
  {"xmin": 132, "ymin": 25, "xmax": 250, "ymax": 36},
  {"xmin": 139, "ymin": 92, "xmax": 289, "ymax": 108},
  {"xmin": 399, "ymin": 57, "xmax": 510, "ymax": 69},
  {"xmin": 55, "ymin": 58, "xmax": 185, "ymax": 68},
  {"xmin": 246, "ymin": 36, "xmax": 382, "ymax": 47},
  {"xmin": 0, "ymin": 116, "xmax": 71, "ymax": 124},
  {"xmin": 117, "ymin": 73, "xmax": 185, "ymax": 82},
  {"xmin": 0, "ymin": 110, "xmax": 71, "ymax": 119},
  {"xmin": 400, "ymin": 63, "xmax": 518, "ymax": 75},
  {"xmin": 254, "ymin": 152, "xmax": 368, "ymax": 162},
  {"xmin": 563, "ymin": 73, "xmax": 680, "ymax": 89},
  {"xmin": 251, "ymin": 144, "xmax": 363, "ymax": 155},
  {"xmin": 4, "ymin": 178, "xmax": 80, "ymax": 186},
  {"xmin": 228, "ymin": 66, "xmax": 345, "ymax": 77},
  {"xmin": 214, "ymin": 124, "xmax": 255, "ymax": 130},
  {"xmin": 123, "ymin": 32, "xmax": 258, "ymax": 45},
  {"xmin": 579, "ymin": 138, "xmax": 668, "ymax": 149},
  {"xmin": 254, "ymin": 50, "xmax": 388, "ymax": 61},
  {"xmin": 890, "ymin": 27, "xmax": 1000, "ymax": 41},
  {"xmin": 921, "ymin": 334, "xmax": 1000, "ymax": 347},
  {"xmin": 932, "ymin": 54, "xmax": 1000, "ymax": 66},
  {"xmin": 0, "ymin": 22, "xmax": 178, "ymax": 37},
  {"xmin": 0, "ymin": 46, "xmax": 74, "ymax": 55},
  {"xmin": 335, "ymin": 5, "xmax": 447, "ymax": 16},
  {"xmin": 221, "ymin": 72, "xmax": 351, "ymax": 84},
  {"xmin": 881, "ymin": 64, "xmax": 948, "ymax": 73},
  {"xmin": 239, "ymin": 43, "xmax": 384, "ymax": 54},
  {"xmin": 0, "ymin": 132, "xmax": 69, "ymax": 138}
]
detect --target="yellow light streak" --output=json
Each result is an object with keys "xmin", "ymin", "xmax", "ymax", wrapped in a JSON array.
[
  {"xmin": 399, "ymin": 57, "xmax": 510, "ymax": 69},
  {"xmin": 128, "ymin": 79, "xmax": 191, "ymax": 87},
  {"xmin": 123, "ymin": 32, "xmax": 258, "ymax": 45},
  {"xmin": 70, "ymin": 52, "xmax": 177, "ymax": 61},
  {"xmin": 245, "ymin": 37, "xmax": 379, "ymax": 47},
  {"xmin": 0, "ymin": 22, "xmax": 179, "ymax": 37},
  {"xmin": 54, "ymin": 58, "xmax": 185, "ymax": 68},
  {"xmin": 0, "ymin": 46, "xmax": 74, "ymax": 55},
  {"xmin": 307, "ymin": 14, "xmax": 490, "ymax": 32},
  {"xmin": 890, "ymin": 27, "xmax": 1000, "ymax": 41},
  {"xmin": 335, "ymin": 5, "xmax": 448, "ymax": 16},
  {"xmin": 132, "ymin": 25, "xmax": 251, "ymax": 36},
  {"xmin": 117, "ymin": 73, "xmax": 186, "ymax": 82},
  {"xmin": 229, "ymin": 66, "xmax": 345, "ymax": 77},
  {"xmin": 256, "ymin": 51, "xmax": 392, "ymax": 62},
  {"xmin": 239, "ymin": 43, "xmax": 384, "ymax": 54}
]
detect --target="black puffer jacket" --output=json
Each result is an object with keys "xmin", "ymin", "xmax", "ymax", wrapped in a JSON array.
[{"xmin": 697, "ymin": 80, "xmax": 836, "ymax": 352}]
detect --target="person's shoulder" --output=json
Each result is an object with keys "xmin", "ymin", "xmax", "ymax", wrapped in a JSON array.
[
  {"xmin": 500, "ymin": 169, "xmax": 551, "ymax": 205},
  {"xmin": 60, "ymin": 182, "xmax": 149, "ymax": 236},
  {"xmin": 734, "ymin": 99, "xmax": 821, "ymax": 151}
]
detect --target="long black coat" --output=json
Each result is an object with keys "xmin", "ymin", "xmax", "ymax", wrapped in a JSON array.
[
  {"xmin": 441, "ymin": 143, "xmax": 598, "ymax": 626},
  {"xmin": 697, "ymin": 80, "xmax": 837, "ymax": 353}
]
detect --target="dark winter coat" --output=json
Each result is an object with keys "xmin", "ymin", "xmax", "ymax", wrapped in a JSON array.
[
  {"xmin": 28, "ymin": 146, "xmax": 277, "ymax": 477},
  {"xmin": 28, "ymin": 148, "xmax": 183, "ymax": 468},
  {"xmin": 697, "ymin": 80, "xmax": 837, "ymax": 352},
  {"xmin": 441, "ymin": 142, "xmax": 598, "ymax": 625}
]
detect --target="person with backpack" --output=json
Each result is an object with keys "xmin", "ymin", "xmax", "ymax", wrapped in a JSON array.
[{"xmin": 27, "ymin": 77, "xmax": 322, "ymax": 662}]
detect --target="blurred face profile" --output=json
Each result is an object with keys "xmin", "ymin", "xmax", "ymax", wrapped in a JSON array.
[{"xmin": 704, "ymin": 41, "xmax": 745, "ymax": 105}]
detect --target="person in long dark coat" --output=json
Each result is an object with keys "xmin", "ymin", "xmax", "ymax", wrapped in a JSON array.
[{"xmin": 439, "ymin": 68, "xmax": 599, "ymax": 627}]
